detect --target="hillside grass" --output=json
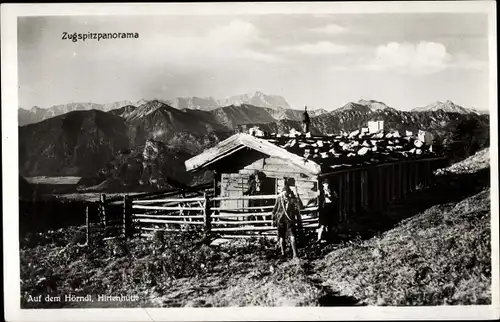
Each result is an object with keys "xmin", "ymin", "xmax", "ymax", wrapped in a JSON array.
[
  {"xmin": 20, "ymin": 230, "xmax": 326, "ymax": 308},
  {"xmin": 310, "ymin": 148, "xmax": 492, "ymax": 305},
  {"xmin": 313, "ymin": 188, "xmax": 491, "ymax": 306}
]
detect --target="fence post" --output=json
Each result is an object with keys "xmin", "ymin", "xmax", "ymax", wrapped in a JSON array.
[
  {"xmin": 426, "ymin": 161, "xmax": 432, "ymax": 186},
  {"xmin": 410, "ymin": 162, "xmax": 415, "ymax": 192},
  {"xmin": 383, "ymin": 166, "xmax": 388, "ymax": 205},
  {"xmin": 344, "ymin": 173, "xmax": 349, "ymax": 221},
  {"xmin": 385, "ymin": 166, "xmax": 390, "ymax": 204},
  {"xmin": 338, "ymin": 174, "xmax": 344, "ymax": 222},
  {"xmin": 378, "ymin": 167, "xmax": 384, "ymax": 209},
  {"xmin": 411, "ymin": 162, "xmax": 415, "ymax": 191},
  {"xmin": 181, "ymin": 190, "xmax": 187, "ymax": 223},
  {"xmin": 360, "ymin": 171, "xmax": 365, "ymax": 210},
  {"xmin": 424, "ymin": 162, "xmax": 429, "ymax": 186},
  {"xmin": 367, "ymin": 170, "xmax": 372, "ymax": 209},
  {"xmin": 364, "ymin": 171, "xmax": 369, "ymax": 208},
  {"xmin": 403, "ymin": 163, "xmax": 407, "ymax": 195},
  {"xmin": 100, "ymin": 194, "xmax": 107, "ymax": 227},
  {"xmin": 402, "ymin": 163, "xmax": 407, "ymax": 196},
  {"xmin": 390, "ymin": 164, "xmax": 394, "ymax": 201},
  {"xmin": 122, "ymin": 195, "xmax": 129, "ymax": 239},
  {"xmin": 86, "ymin": 205, "xmax": 91, "ymax": 246},
  {"xmin": 398, "ymin": 163, "xmax": 403, "ymax": 199},
  {"xmin": 128, "ymin": 196, "xmax": 134, "ymax": 238},
  {"xmin": 417, "ymin": 162, "xmax": 421, "ymax": 187},
  {"xmin": 203, "ymin": 193, "xmax": 211, "ymax": 234},
  {"xmin": 349, "ymin": 171, "xmax": 354, "ymax": 215},
  {"xmin": 352, "ymin": 171, "xmax": 358, "ymax": 215}
]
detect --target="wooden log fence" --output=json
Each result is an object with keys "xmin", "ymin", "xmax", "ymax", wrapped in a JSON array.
[
  {"xmin": 92, "ymin": 158, "xmax": 444, "ymax": 241},
  {"xmin": 85, "ymin": 205, "xmax": 90, "ymax": 246},
  {"xmin": 127, "ymin": 191, "xmax": 323, "ymax": 239},
  {"xmin": 86, "ymin": 184, "xmax": 213, "ymax": 242}
]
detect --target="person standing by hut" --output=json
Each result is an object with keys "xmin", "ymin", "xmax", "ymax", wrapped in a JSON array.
[
  {"xmin": 244, "ymin": 171, "xmax": 263, "ymax": 199},
  {"xmin": 316, "ymin": 180, "xmax": 337, "ymax": 243},
  {"xmin": 244, "ymin": 171, "xmax": 268, "ymax": 223},
  {"xmin": 302, "ymin": 105, "xmax": 310, "ymax": 134},
  {"xmin": 271, "ymin": 184, "xmax": 300, "ymax": 258}
]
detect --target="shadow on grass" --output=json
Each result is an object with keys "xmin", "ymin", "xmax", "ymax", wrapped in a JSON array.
[
  {"xmin": 318, "ymin": 292, "xmax": 362, "ymax": 307},
  {"xmin": 313, "ymin": 279, "xmax": 362, "ymax": 307},
  {"xmin": 301, "ymin": 262, "xmax": 363, "ymax": 306}
]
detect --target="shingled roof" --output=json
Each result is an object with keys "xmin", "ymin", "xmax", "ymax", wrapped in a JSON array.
[
  {"xmin": 184, "ymin": 133, "xmax": 322, "ymax": 174},
  {"xmin": 185, "ymin": 128, "xmax": 440, "ymax": 175}
]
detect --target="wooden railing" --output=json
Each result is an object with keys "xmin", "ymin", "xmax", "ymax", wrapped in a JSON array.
[
  {"xmin": 89, "ymin": 183, "xmax": 214, "ymax": 242},
  {"xmin": 93, "ymin": 158, "xmax": 445, "ymax": 242},
  {"xmin": 132, "ymin": 195, "xmax": 207, "ymax": 237},
  {"xmin": 129, "ymin": 193, "xmax": 320, "ymax": 239}
]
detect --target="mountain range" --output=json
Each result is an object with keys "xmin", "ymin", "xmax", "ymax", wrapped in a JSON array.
[
  {"xmin": 77, "ymin": 139, "xmax": 212, "ymax": 192},
  {"xmin": 216, "ymin": 91, "xmax": 291, "ymax": 110},
  {"xmin": 19, "ymin": 95, "xmax": 490, "ymax": 193},
  {"xmin": 19, "ymin": 91, "xmax": 322, "ymax": 126},
  {"xmin": 19, "ymin": 109, "xmax": 130, "ymax": 177},
  {"xmin": 412, "ymin": 100, "xmax": 488, "ymax": 115},
  {"xmin": 240, "ymin": 105, "xmax": 489, "ymax": 142},
  {"xmin": 18, "ymin": 102, "xmax": 126, "ymax": 126},
  {"xmin": 18, "ymin": 92, "xmax": 487, "ymax": 127}
]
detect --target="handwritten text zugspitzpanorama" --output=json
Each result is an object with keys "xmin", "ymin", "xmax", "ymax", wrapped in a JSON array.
[{"xmin": 62, "ymin": 32, "xmax": 139, "ymax": 42}]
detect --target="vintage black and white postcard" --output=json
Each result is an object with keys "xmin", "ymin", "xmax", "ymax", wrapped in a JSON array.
[{"xmin": 2, "ymin": 1, "xmax": 499, "ymax": 321}]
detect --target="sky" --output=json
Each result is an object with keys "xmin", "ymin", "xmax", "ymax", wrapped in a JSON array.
[{"xmin": 18, "ymin": 13, "xmax": 490, "ymax": 111}]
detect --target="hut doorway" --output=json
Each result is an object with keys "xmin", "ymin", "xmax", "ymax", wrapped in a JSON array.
[{"xmin": 220, "ymin": 171, "xmax": 276, "ymax": 211}]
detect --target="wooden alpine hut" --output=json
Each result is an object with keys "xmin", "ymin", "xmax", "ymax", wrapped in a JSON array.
[{"xmin": 184, "ymin": 128, "xmax": 447, "ymax": 238}]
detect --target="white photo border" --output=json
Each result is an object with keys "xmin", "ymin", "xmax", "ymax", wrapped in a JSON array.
[{"xmin": 2, "ymin": 1, "xmax": 498, "ymax": 321}]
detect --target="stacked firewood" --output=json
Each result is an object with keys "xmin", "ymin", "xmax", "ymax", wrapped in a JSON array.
[{"xmin": 260, "ymin": 128, "xmax": 437, "ymax": 170}]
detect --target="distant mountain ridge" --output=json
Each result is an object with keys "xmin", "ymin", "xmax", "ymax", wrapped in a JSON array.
[
  {"xmin": 19, "ymin": 110, "xmax": 130, "ymax": 177},
  {"xmin": 19, "ymin": 107, "xmax": 231, "ymax": 181},
  {"xmin": 173, "ymin": 96, "xmax": 219, "ymax": 111},
  {"xmin": 19, "ymin": 95, "xmax": 487, "ymax": 127},
  {"xmin": 412, "ymin": 100, "xmax": 487, "ymax": 115},
  {"xmin": 78, "ymin": 139, "xmax": 212, "ymax": 192},
  {"xmin": 237, "ymin": 102, "xmax": 490, "ymax": 147},
  {"xmin": 18, "ymin": 91, "xmax": 318, "ymax": 126},
  {"xmin": 18, "ymin": 96, "xmax": 329, "ymax": 180},
  {"xmin": 217, "ymin": 91, "xmax": 291, "ymax": 110},
  {"xmin": 357, "ymin": 99, "xmax": 397, "ymax": 112},
  {"xmin": 165, "ymin": 91, "xmax": 293, "ymax": 111},
  {"xmin": 111, "ymin": 100, "xmax": 233, "ymax": 154},
  {"xmin": 18, "ymin": 103, "xmax": 106, "ymax": 126},
  {"xmin": 209, "ymin": 104, "xmax": 328, "ymax": 129},
  {"xmin": 18, "ymin": 102, "xmax": 119, "ymax": 126},
  {"xmin": 333, "ymin": 99, "xmax": 397, "ymax": 114}
]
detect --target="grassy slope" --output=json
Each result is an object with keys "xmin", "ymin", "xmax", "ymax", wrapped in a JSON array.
[
  {"xmin": 20, "ymin": 149, "xmax": 492, "ymax": 307},
  {"xmin": 313, "ymin": 189, "xmax": 490, "ymax": 305},
  {"xmin": 21, "ymin": 231, "xmax": 323, "ymax": 308},
  {"xmin": 310, "ymin": 148, "xmax": 491, "ymax": 305}
]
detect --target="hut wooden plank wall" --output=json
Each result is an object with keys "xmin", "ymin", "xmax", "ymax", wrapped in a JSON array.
[
  {"xmin": 220, "ymin": 173, "xmax": 251, "ymax": 210},
  {"xmin": 218, "ymin": 154, "xmax": 319, "ymax": 213},
  {"xmin": 319, "ymin": 158, "xmax": 439, "ymax": 224},
  {"xmin": 240, "ymin": 155, "xmax": 319, "ymax": 205}
]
